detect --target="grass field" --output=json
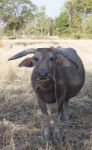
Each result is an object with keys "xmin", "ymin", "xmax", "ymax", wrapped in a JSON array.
[{"xmin": 0, "ymin": 39, "xmax": 92, "ymax": 150}]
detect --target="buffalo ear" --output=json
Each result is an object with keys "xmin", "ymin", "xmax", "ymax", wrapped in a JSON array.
[{"xmin": 19, "ymin": 57, "xmax": 34, "ymax": 67}]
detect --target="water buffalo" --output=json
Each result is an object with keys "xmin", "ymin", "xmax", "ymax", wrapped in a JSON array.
[{"xmin": 8, "ymin": 47, "xmax": 85, "ymax": 140}]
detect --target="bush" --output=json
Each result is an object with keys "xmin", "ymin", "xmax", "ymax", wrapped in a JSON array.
[
  {"xmin": 83, "ymin": 16, "xmax": 92, "ymax": 34},
  {"xmin": 71, "ymin": 33, "xmax": 81, "ymax": 39}
]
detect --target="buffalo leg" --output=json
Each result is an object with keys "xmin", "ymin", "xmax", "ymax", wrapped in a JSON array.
[
  {"xmin": 51, "ymin": 113, "xmax": 61, "ymax": 140},
  {"xmin": 62, "ymin": 100, "xmax": 69, "ymax": 121},
  {"xmin": 38, "ymin": 98, "xmax": 50, "ymax": 140},
  {"xmin": 46, "ymin": 103, "xmax": 61, "ymax": 140},
  {"xmin": 58, "ymin": 100, "xmax": 69, "ymax": 121}
]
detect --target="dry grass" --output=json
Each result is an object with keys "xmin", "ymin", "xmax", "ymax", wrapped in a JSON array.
[{"xmin": 0, "ymin": 39, "xmax": 92, "ymax": 150}]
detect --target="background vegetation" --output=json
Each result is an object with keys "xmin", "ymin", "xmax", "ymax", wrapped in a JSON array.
[{"xmin": 0, "ymin": 0, "xmax": 92, "ymax": 38}]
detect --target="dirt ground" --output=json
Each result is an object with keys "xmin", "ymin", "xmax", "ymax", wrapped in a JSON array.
[{"xmin": 0, "ymin": 39, "xmax": 92, "ymax": 150}]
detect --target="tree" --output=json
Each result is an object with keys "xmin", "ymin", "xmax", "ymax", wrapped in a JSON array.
[
  {"xmin": 56, "ymin": 11, "xmax": 70, "ymax": 35},
  {"xmin": 34, "ymin": 6, "xmax": 47, "ymax": 36},
  {"xmin": 84, "ymin": 15, "xmax": 92, "ymax": 34},
  {"xmin": 46, "ymin": 17, "xmax": 55, "ymax": 36},
  {"xmin": 63, "ymin": 0, "xmax": 92, "ymax": 34},
  {"xmin": 0, "ymin": 0, "xmax": 36, "ymax": 36}
]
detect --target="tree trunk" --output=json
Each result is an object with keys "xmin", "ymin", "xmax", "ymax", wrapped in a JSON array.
[{"xmin": 13, "ymin": 29, "xmax": 16, "ymax": 38}]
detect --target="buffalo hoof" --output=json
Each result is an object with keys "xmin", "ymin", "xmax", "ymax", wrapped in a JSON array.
[{"xmin": 43, "ymin": 127, "xmax": 50, "ymax": 141}]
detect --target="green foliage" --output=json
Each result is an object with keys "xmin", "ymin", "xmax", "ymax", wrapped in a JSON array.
[
  {"xmin": 71, "ymin": 15, "xmax": 82, "ymax": 31},
  {"xmin": 0, "ymin": 1, "xmax": 55, "ymax": 37},
  {"xmin": 84, "ymin": 15, "xmax": 92, "ymax": 34},
  {"xmin": 55, "ymin": 0, "xmax": 92, "ymax": 38},
  {"xmin": 1, "ymin": 0, "xmax": 92, "ymax": 38},
  {"xmin": 56, "ymin": 11, "xmax": 70, "ymax": 35},
  {"xmin": 71, "ymin": 32, "xmax": 81, "ymax": 39},
  {"xmin": 47, "ymin": 17, "xmax": 55, "ymax": 36},
  {"xmin": 0, "ymin": 0, "xmax": 36, "ymax": 36},
  {"xmin": 35, "ymin": 6, "xmax": 47, "ymax": 36},
  {"xmin": 5, "ymin": 16, "xmax": 23, "ymax": 30},
  {"xmin": 4, "ymin": 28, "xmax": 13, "ymax": 36},
  {"xmin": 32, "ymin": 6, "xmax": 55, "ymax": 36}
]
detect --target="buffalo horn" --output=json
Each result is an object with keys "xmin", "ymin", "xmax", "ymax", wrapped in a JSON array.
[{"xmin": 8, "ymin": 48, "xmax": 35, "ymax": 61}]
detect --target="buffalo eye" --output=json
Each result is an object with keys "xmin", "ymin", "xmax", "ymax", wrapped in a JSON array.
[
  {"xmin": 34, "ymin": 57, "xmax": 39, "ymax": 62},
  {"xmin": 49, "ymin": 56, "xmax": 55, "ymax": 61}
]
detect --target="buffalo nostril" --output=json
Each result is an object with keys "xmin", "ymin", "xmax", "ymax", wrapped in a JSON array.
[{"xmin": 38, "ymin": 69, "xmax": 48, "ymax": 77}]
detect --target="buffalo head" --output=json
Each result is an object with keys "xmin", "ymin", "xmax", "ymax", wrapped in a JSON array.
[{"xmin": 8, "ymin": 47, "xmax": 71, "ymax": 81}]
